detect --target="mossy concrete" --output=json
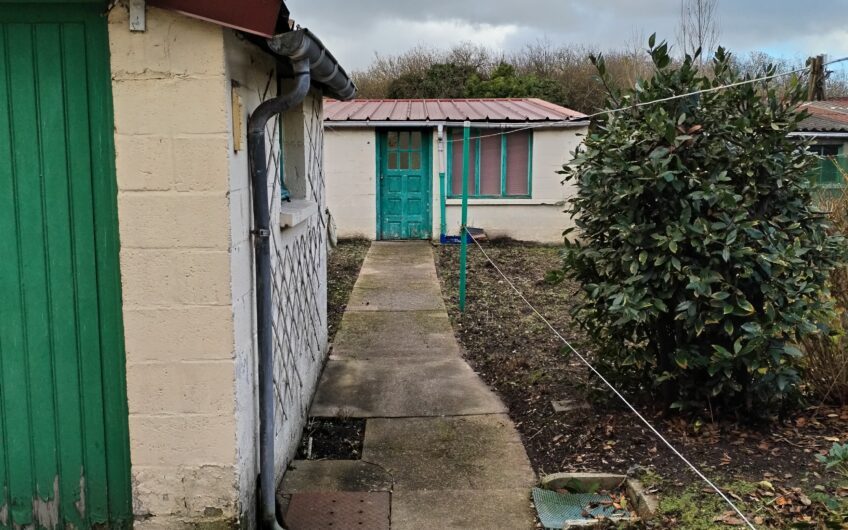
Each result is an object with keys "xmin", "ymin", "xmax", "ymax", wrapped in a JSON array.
[
  {"xmin": 363, "ymin": 415, "xmax": 535, "ymax": 491},
  {"xmin": 331, "ymin": 311, "xmax": 460, "ymax": 359},
  {"xmin": 282, "ymin": 460, "xmax": 392, "ymax": 493},
  {"xmin": 310, "ymin": 358, "xmax": 506, "ymax": 417}
]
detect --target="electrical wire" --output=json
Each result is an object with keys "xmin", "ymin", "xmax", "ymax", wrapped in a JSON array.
[
  {"xmin": 445, "ymin": 55, "xmax": 848, "ymax": 144},
  {"xmin": 463, "ymin": 228, "xmax": 758, "ymax": 529}
]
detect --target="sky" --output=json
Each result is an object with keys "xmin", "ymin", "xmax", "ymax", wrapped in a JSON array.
[{"xmin": 285, "ymin": 0, "xmax": 848, "ymax": 75}]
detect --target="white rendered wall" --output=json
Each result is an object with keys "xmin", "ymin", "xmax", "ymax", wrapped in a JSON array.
[
  {"xmin": 225, "ymin": 32, "xmax": 329, "ymax": 528},
  {"xmin": 325, "ymin": 128, "xmax": 378, "ymax": 239}
]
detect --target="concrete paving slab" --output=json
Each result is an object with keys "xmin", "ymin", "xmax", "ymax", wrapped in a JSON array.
[
  {"xmin": 345, "ymin": 285, "xmax": 446, "ymax": 312},
  {"xmin": 391, "ymin": 489, "xmax": 535, "ymax": 530},
  {"xmin": 331, "ymin": 311, "xmax": 460, "ymax": 359},
  {"xmin": 356, "ymin": 263, "xmax": 438, "ymax": 281},
  {"xmin": 362, "ymin": 415, "xmax": 536, "ymax": 491},
  {"xmin": 311, "ymin": 359, "xmax": 506, "ymax": 417},
  {"xmin": 282, "ymin": 460, "xmax": 393, "ymax": 493}
]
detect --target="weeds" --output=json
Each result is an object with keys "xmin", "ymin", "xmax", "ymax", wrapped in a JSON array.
[{"xmin": 803, "ymin": 160, "xmax": 848, "ymax": 405}]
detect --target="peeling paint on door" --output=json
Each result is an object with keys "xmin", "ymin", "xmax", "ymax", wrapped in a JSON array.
[
  {"xmin": 31, "ymin": 477, "xmax": 60, "ymax": 530},
  {"xmin": 74, "ymin": 473, "xmax": 85, "ymax": 520}
]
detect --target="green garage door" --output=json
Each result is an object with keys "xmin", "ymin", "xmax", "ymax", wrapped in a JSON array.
[{"xmin": 0, "ymin": 3, "xmax": 132, "ymax": 528}]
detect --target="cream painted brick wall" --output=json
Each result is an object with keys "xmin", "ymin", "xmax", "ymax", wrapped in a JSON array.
[{"xmin": 109, "ymin": 4, "xmax": 240, "ymax": 527}]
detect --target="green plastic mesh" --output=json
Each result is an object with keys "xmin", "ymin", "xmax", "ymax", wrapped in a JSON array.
[{"xmin": 532, "ymin": 487, "xmax": 629, "ymax": 529}]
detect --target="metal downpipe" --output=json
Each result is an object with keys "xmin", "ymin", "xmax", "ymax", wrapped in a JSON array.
[{"xmin": 247, "ymin": 58, "xmax": 311, "ymax": 530}]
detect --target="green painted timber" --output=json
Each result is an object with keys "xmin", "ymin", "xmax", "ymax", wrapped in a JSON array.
[
  {"xmin": 0, "ymin": 3, "xmax": 132, "ymax": 529},
  {"xmin": 377, "ymin": 129, "xmax": 432, "ymax": 240}
]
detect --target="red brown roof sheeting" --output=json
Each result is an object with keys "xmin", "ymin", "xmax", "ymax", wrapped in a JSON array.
[
  {"xmin": 324, "ymin": 98, "xmax": 586, "ymax": 123},
  {"xmin": 798, "ymin": 99, "xmax": 848, "ymax": 132}
]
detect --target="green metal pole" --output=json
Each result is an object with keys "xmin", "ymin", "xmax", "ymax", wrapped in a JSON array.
[{"xmin": 459, "ymin": 121, "xmax": 470, "ymax": 312}]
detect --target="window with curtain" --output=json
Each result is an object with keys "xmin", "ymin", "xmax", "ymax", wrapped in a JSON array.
[{"xmin": 448, "ymin": 128, "xmax": 532, "ymax": 198}]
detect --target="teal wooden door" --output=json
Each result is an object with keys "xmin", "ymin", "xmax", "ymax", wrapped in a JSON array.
[
  {"xmin": 0, "ymin": 3, "xmax": 132, "ymax": 529},
  {"xmin": 378, "ymin": 130, "xmax": 432, "ymax": 240}
]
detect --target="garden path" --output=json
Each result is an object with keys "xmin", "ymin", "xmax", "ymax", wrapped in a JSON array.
[{"xmin": 282, "ymin": 241, "xmax": 537, "ymax": 529}]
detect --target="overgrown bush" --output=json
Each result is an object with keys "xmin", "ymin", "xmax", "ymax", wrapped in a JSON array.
[
  {"xmin": 561, "ymin": 37, "xmax": 845, "ymax": 416},
  {"xmin": 803, "ymin": 163, "xmax": 848, "ymax": 405}
]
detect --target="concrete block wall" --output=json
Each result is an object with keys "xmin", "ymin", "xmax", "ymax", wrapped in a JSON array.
[
  {"xmin": 111, "ymin": 5, "xmax": 332, "ymax": 527},
  {"xmin": 110, "ymin": 5, "xmax": 239, "ymax": 527}
]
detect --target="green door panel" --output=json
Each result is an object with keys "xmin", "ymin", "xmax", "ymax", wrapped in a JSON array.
[
  {"xmin": 378, "ymin": 130, "xmax": 432, "ymax": 240},
  {"xmin": 0, "ymin": 4, "xmax": 132, "ymax": 529}
]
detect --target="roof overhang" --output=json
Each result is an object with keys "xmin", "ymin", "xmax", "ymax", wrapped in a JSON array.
[{"xmin": 147, "ymin": 0, "xmax": 289, "ymax": 37}]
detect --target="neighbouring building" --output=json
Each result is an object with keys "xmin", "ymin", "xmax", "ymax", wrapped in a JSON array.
[
  {"xmin": 0, "ymin": 0, "xmax": 352, "ymax": 528},
  {"xmin": 324, "ymin": 98, "xmax": 588, "ymax": 243},
  {"xmin": 796, "ymin": 98, "xmax": 848, "ymax": 187}
]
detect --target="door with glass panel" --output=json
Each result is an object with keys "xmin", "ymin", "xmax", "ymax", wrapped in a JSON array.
[{"xmin": 378, "ymin": 129, "xmax": 432, "ymax": 240}]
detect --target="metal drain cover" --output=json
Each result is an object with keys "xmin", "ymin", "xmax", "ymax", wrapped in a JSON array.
[{"xmin": 285, "ymin": 491, "xmax": 390, "ymax": 529}]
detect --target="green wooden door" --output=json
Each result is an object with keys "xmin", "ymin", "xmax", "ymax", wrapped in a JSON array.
[
  {"xmin": 378, "ymin": 130, "xmax": 432, "ymax": 240},
  {"xmin": 0, "ymin": 3, "xmax": 132, "ymax": 529}
]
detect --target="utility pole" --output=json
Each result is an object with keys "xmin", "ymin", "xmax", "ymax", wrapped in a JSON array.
[{"xmin": 807, "ymin": 54, "xmax": 826, "ymax": 101}]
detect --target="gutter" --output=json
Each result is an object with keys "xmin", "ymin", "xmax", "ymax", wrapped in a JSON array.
[
  {"xmin": 789, "ymin": 131, "xmax": 848, "ymax": 139},
  {"xmin": 247, "ymin": 28, "xmax": 354, "ymax": 530}
]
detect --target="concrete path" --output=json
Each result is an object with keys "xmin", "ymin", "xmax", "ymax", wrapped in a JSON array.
[{"xmin": 283, "ymin": 242, "xmax": 537, "ymax": 529}]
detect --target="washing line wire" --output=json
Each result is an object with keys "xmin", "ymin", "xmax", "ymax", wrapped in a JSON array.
[
  {"xmin": 444, "ymin": 55, "xmax": 848, "ymax": 144},
  {"xmin": 462, "ymin": 228, "xmax": 758, "ymax": 530}
]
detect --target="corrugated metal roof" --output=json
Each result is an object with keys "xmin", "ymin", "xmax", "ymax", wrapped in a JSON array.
[
  {"xmin": 324, "ymin": 98, "xmax": 586, "ymax": 123},
  {"xmin": 798, "ymin": 99, "xmax": 848, "ymax": 132}
]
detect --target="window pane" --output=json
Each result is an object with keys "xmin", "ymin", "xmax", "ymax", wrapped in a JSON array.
[
  {"xmin": 410, "ymin": 150, "xmax": 421, "ymax": 169},
  {"xmin": 387, "ymin": 132, "xmax": 398, "ymax": 148},
  {"xmin": 505, "ymin": 131, "xmax": 530, "ymax": 196},
  {"xmin": 399, "ymin": 151, "xmax": 409, "ymax": 168},
  {"xmin": 399, "ymin": 131, "xmax": 409, "ymax": 149},
  {"xmin": 411, "ymin": 131, "xmax": 422, "ymax": 149},
  {"xmin": 479, "ymin": 134, "xmax": 502, "ymax": 195},
  {"xmin": 810, "ymin": 144, "xmax": 840, "ymax": 157},
  {"xmin": 388, "ymin": 152, "xmax": 398, "ymax": 170},
  {"xmin": 450, "ymin": 129, "xmax": 477, "ymax": 195}
]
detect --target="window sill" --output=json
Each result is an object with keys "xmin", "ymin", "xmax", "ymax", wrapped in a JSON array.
[
  {"xmin": 280, "ymin": 199, "xmax": 318, "ymax": 228},
  {"xmin": 445, "ymin": 198, "xmax": 563, "ymax": 206}
]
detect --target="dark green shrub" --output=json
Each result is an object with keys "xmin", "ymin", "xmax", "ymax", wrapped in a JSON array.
[{"xmin": 561, "ymin": 37, "xmax": 845, "ymax": 416}]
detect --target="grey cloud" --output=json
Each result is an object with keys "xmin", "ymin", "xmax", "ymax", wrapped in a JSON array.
[{"xmin": 284, "ymin": 0, "xmax": 848, "ymax": 70}]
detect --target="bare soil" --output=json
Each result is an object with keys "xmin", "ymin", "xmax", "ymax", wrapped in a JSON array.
[
  {"xmin": 296, "ymin": 417, "xmax": 366, "ymax": 460},
  {"xmin": 435, "ymin": 239, "xmax": 848, "ymax": 528},
  {"xmin": 327, "ymin": 238, "xmax": 370, "ymax": 341}
]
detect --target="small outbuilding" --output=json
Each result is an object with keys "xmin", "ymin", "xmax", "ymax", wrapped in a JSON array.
[
  {"xmin": 324, "ymin": 98, "xmax": 588, "ymax": 243},
  {"xmin": 795, "ymin": 99, "xmax": 848, "ymax": 187}
]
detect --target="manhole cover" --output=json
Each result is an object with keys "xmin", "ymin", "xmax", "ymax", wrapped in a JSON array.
[{"xmin": 285, "ymin": 491, "xmax": 390, "ymax": 529}]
